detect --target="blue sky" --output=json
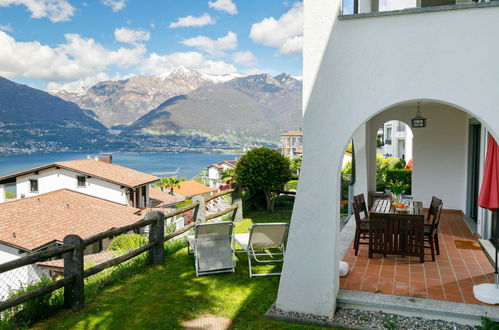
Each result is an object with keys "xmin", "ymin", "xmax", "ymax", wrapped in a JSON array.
[{"xmin": 0, "ymin": 0, "xmax": 303, "ymax": 91}]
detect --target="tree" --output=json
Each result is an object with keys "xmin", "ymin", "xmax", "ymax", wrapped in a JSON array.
[
  {"xmin": 158, "ymin": 176, "xmax": 186, "ymax": 195},
  {"xmin": 290, "ymin": 157, "xmax": 302, "ymax": 174},
  {"xmin": 219, "ymin": 168, "xmax": 235, "ymax": 183},
  {"xmin": 235, "ymin": 147, "xmax": 292, "ymax": 212}
]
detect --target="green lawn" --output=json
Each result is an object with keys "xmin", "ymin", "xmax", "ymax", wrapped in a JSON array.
[{"xmin": 32, "ymin": 208, "xmax": 333, "ymax": 329}]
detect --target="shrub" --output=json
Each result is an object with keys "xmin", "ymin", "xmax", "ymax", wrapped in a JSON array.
[
  {"xmin": 108, "ymin": 234, "xmax": 148, "ymax": 253},
  {"xmin": 476, "ymin": 317, "xmax": 499, "ymax": 330},
  {"xmin": 291, "ymin": 174, "xmax": 299, "ymax": 180},
  {"xmin": 381, "ymin": 157, "xmax": 406, "ymax": 170},
  {"xmin": 235, "ymin": 147, "xmax": 292, "ymax": 212},
  {"xmin": 385, "ymin": 169, "xmax": 412, "ymax": 194},
  {"xmin": 286, "ymin": 180, "xmax": 298, "ymax": 191},
  {"xmin": 3, "ymin": 277, "xmax": 63, "ymax": 327}
]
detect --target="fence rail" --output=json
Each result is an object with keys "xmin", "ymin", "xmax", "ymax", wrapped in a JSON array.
[
  {"xmin": 0, "ymin": 244, "xmax": 75, "ymax": 274},
  {"xmin": 0, "ymin": 185, "xmax": 241, "ymax": 315}
]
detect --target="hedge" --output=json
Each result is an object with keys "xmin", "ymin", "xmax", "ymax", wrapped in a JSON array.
[{"xmin": 385, "ymin": 169, "xmax": 412, "ymax": 195}]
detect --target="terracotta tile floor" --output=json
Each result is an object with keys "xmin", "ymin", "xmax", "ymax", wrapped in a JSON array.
[{"xmin": 340, "ymin": 211, "xmax": 496, "ymax": 305}]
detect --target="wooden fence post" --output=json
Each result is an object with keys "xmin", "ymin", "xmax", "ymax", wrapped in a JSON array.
[
  {"xmin": 231, "ymin": 184, "xmax": 243, "ymax": 222},
  {"xmin": 63, "ymin": 234, "xmax": 84, "ymax": 310},
  {"xmin": 192, "ymin": 196, "xmax": 206, "ymax": 223},
  {"xmin": 147, "ymin": 211, "xmax": 165, "ymax": 266}
]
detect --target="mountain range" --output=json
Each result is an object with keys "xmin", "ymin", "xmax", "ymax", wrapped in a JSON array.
[
  {"xmin": 0, "ymin": 67, "xmax": 302, "ymax": 154},
  {"xmin": 52, "ymin": 66, "xmax": 244, "ymax": 128}
]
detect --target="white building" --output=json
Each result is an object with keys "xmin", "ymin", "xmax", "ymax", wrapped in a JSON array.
[
  {"xmin": 280, "ymin": 131, "xmax": 303, "ymax": 160},
  {"xmin": 0, "ymin": 155, "xmax": 159, "ymax": 298},
  {"xmin": 377, "ymin": 120, "xmax": 413, "ymax": 161},
  {"xmin": 276, "ymin": 0, "xmax": 499, "ymax": 320},
  {"xmin": 0, "ymin": 155, "xmax": 159, "ymax": 208},
  {"xmin": 205, "ymin": 160, "xmax": 236, "ymax": 189}
]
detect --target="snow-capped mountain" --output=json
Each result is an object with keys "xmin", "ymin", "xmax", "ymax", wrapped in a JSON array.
[{"xmin": 51, "ymin": 66, "xmax": 245, "ymax": 127}]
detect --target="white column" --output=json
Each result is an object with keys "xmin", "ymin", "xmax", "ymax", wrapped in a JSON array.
[
  {"xmin": 0, "ymin": 185, "xmax": 5, "ymax": 203},
  {"xmin": 352, "ymin": 124, "xmax": 369, "ymax": 198},
  {"xmin": 275, "ymin": 0, "xmax": 342, "ymax": 317}
]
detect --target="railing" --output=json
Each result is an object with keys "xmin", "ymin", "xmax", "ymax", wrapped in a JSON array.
[
  {"xmin": 342, "ymin": 0, "xmax": 495, "ymax": 15},
  {"xmin": 0, "ymin": 186, "xmax": 242, "ymax": 315}
]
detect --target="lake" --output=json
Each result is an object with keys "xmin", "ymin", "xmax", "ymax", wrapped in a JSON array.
[{"xmin": 0, "ymin": 152, "xmax": 241, "ymax": 179}]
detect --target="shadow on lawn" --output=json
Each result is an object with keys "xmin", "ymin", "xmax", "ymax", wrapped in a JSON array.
[{"xmin": 32, "ymin": 207, "xmax": 331, "ymax": 329}]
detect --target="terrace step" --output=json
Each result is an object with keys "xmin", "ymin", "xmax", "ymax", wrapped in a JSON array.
[{"xmin": 337, "ymin": 289, "xmax": 499, "ymax": 326}]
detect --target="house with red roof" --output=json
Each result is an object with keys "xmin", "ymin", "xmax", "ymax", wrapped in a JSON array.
[
  {"xmin": 205, "ymin": 160, "xmax": 237, "ymax": 189},
  {"xmin": 0, "ymin": 154, "xmax": 159, "ymax": 208}
]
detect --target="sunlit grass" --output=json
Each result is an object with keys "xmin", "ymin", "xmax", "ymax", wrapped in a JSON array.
[{"xmin": 32, "ymin": 208, "xmax": 334, "ymax": 329}]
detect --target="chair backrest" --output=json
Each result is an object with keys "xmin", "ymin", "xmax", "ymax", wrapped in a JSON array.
[
  {"xmin": 427, "ymin": 196, "xmax": 443, "ymax": 232},
  {"xmin": 249, "ymin": 223, "xmax": 289, "ymax": 249},
  {"xmin": 352, "ymin": 193, "xmax": 368, "ymax": 226},
  {"xmin": 195, "ymin": 221, "xmax": 234, "ymax": 239}
]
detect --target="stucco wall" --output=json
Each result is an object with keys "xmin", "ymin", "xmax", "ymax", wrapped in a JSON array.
[
  {"xmin": 277, "ymin": 0, "xmax": 499, "ymax": 317},
  {"xmin": 16, "ymin": 168, "xmax": 128, "ymax": 205}
]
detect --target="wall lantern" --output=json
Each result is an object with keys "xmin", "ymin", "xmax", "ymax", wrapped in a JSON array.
[{"xmin": 411, "ymin": 102, "xmax": 427, "ymax": 128}]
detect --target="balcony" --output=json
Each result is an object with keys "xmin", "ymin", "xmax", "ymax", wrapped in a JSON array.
[{"xmin": 341, "ymin": 0, "xmax": 499, "ymax": 18}]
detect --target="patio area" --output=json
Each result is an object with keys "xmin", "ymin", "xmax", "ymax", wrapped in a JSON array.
[{"xmin": 340, "ymin": 211, "xmax": 496, "ymax": 305}]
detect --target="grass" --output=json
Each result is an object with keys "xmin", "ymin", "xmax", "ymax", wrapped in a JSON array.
[{"xmin": 31, "ymin": 207, "xmax": 334, "ymax": 329}]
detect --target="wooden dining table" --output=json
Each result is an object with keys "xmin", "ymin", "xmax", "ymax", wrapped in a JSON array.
[{"xmin": 369, "ymin": 199, "xmax": 425, "ymax": 263}]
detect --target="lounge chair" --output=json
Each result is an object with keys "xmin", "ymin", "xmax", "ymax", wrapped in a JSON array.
[
  {"xmin": 234, "ymin": 223, "xmax": 289, "ymax": 277},
  {"xmin": 188, "ymin": 221, "xmax": 236, "ymax": 277}
]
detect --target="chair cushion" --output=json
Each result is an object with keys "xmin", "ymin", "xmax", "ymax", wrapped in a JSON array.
[{"xmin": 359, "ymin": 222, "xmax": 369, "ymax": 231}]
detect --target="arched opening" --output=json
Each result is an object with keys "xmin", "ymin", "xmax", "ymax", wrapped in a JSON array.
[
  {"xmin": 375, "ymin": 120, "xmax": 413, "ymax": 196},
  {"xmin": 336, "ymin": 100, "xmax": 497, "ymax": 304}
]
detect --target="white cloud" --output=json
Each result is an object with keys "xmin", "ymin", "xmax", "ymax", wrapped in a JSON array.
[
  {"xmin": 250, "ymin": 2, "xmax": 303, "ymax": 55},
  {"xmin": 0, "ymin": 24, "xmax": 12, "ymax": 32},
  {"xmin": 115, "ymin": 27, "xmax": 150, "ymax": 45},
  {"xmin": 101, "ymin": 0, "xmax": 126, "ymax": 12},
  {"xmin": 0, "ymin": 0, "xmax": 75, "ymax": 22},
  {"xmin": 208, "ymin": 0, "xmax": 237, "ymax": 15},
  {"xmin": 140, "ymin": 51, "xmax": 236, "ymax": 76},
  {"xmin": 181, "ymin": 31, "xmax": 237, "ymax": 57},
  {"xmin": 232, "ymin": 51, "xmax": 257, "ymax": 67},
  {"xmin": 0, "ymin": 31, "xmax": 145, "ymax": 83},
  {"xmin": 46, "ymin": 72, "xmax": 132, "ymax": 91},
  {"xmin": 169, "ymin": 13, "xmax": 215, "ymax": 28}
]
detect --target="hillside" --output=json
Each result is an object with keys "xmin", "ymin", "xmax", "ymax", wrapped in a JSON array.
[
  {"xmin": 0, "ymin": 77, "xmax": 127, "ymax": 154},
  {"xmin": 52, "ymin": 66, "xmax": 243, "ymax": 128},
  {"xmin": 123, "ymin": 73, "xmax": 302, "ymax": 145}
]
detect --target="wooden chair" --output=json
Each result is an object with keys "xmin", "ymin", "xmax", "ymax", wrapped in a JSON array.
[
  {"xmin": 352, "ymin": 193, "xmax": 370, "ymax": 256},
  {"xmin": 424, "ymin": 196, "xmax": 443, "ymax": 261}
]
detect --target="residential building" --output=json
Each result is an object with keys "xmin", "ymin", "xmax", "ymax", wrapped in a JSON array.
[
  {"xmin": 276, "ymin": 0, "xmax": 499, "ymax": 320},
  {"xmin": 171, "ymin": 180, "xmax": 215, "ymax": 200},
  {"xmin": 280, "ymin": 130, "xmax": 303, "ymax": 159},
  {"xmin": 149, "ymin": 187, "xmax": 183, "ymax": 208},
  {"xmin": 0, "ymin": 189, "xmax": 141, "ymax": 299},
  {"xmin": 204, "ymin": 160, "xmax": 236, "ymax": 189},
  {"xmin": 377, "ymin": 120, "xmax": 413, "ymax": 161},
  {"xmin": 0, "ymin": 155, "xmax": 159, "ymax": 208}
]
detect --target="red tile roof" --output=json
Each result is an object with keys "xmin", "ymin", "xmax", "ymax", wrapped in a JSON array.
[
  {"xmin": 0, "ymin": 189, "xmax": 142, "ymax": 251},
  {"xmin": 37, "ymin": 251, "xmax": 118, "ymax": 271},
  {"xmin": 172, "ymin": 180, "xmax": 215, "ymax": 198},
  {"xmin": 0, "ymin": 159, "xmax": 159, "ymax": 188},
  {"xmin": 280, "ymin": 130, "xmax": 303, "ymax": 137},
  {"xmin": 149, "ymin": 188, "xmax": 183, "ymax": 207},
  {"xmin": 208, "ymin": 160, "xmax": 236, "ymax": 170}
]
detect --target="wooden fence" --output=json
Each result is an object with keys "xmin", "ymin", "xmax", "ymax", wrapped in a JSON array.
[{"xmin": 0, "ymin": 186, "xmax": 241, "ymax": 313}]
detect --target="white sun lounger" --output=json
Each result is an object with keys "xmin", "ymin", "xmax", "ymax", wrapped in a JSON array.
[
  {"xmin": 188, "ymin": 221, "xmax": 236, "ymax": 277},
  {"xmin": 234, "ymin": 223, "xmax": 289, "ymax": 278}
]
